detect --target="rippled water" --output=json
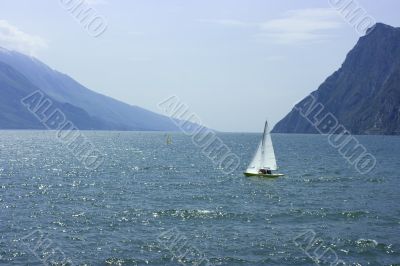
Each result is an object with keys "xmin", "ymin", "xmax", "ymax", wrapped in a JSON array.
[{"xmin": 0, "ymin": 131, "xmax": 399, "ymax": 265}]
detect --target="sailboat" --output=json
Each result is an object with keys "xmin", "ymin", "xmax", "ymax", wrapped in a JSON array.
[{"xmin": 244, "ymin": 120, "xmax": 284, "ymax": 178}]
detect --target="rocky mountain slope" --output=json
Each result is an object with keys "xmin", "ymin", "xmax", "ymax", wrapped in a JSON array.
[{"xmin": 272, "ymin": 23, "xmax": 400, "ymax": 135}]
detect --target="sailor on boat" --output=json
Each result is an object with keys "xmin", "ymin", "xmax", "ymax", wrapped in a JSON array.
[{"xmin": 258, "ymin": 168, "xmax": 272, "ymax": 175}]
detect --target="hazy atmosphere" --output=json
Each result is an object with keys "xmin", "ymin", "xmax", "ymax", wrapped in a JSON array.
[
  {"xmin": 1, "ymin": 1, "xmax": 400, "ymax": 265},
  {"xmin": 1, "ymin": 0, "xmax": 399, "ymax": 131}
]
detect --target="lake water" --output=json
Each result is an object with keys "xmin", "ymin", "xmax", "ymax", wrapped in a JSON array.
[{"xmin": 0, "ymin": 131, "xmax": 399, "ymax": 265}]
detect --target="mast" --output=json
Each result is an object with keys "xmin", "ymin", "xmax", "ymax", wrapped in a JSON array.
[{"xmin": 260, "ymin": 120, "xmax": 268, "ymax": 168}]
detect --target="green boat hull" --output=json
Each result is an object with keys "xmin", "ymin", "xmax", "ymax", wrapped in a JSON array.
[{"xmin": 244, "ymin": 172, "xmax": 284, "ymax": 178}]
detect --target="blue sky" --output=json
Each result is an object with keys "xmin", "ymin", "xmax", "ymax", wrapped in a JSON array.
[{"xmin": 1, "ymin": 0, "xmax": 399, "ymax": 132}]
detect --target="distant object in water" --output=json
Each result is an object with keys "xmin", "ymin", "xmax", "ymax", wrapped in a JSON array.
[
  {"xmin": 166, "ymin": 134, "xmax": 172, "ymax": 145},
  {"xmin": 244, "ymin": 120, "xmax": 284, "ymax": 178}
]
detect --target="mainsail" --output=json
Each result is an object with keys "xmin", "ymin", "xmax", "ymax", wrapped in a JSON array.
[{"xmin": 246, "ymin": 121, "xmax": 277, "ymax": 173}]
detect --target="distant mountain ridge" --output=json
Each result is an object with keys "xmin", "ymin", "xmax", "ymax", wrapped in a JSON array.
[
  {"xmin": 0, "ymin": 61, "xmax": 110, "ymax": 129},
  {"xmin": 272, "ymin": 23, "xmax": 400, "ymax": 135},
  {"xmin": 0, "ymin": 47, "xmax": 182, "ymax": 131}
]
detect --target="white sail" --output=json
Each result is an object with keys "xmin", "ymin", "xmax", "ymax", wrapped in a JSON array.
[
  {"xmin": 246, "ymin": 141, "xmax": 263, "ymax": 174},
  {"xmin": 246, "ymin": 121, "xmax": 277, "ymax": 173},
  {"xmin": 262, "ymin": 127, "xmax": 277, "ymax": 170}
]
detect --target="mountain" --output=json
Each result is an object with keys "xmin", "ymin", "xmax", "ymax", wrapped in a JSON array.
[
  {"xmin": 0, "ymin": 61, "xmax": 112, "ymax": 129},
  {"xmin": 0, "ymin": 47, "xmax": 181, "ymax": 131},
  {"xmin": 272, "ymin": 23, "xmax": 400, "ymax": 135}
]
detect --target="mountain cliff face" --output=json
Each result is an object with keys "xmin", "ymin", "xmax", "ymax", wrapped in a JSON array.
[
  {"xmin": 0, "ymin": 47, "xmax": 180, "ymax": 131},
  {"xmin": 272, "ymin": 23, "xmax": 400, "ymax": 135}
]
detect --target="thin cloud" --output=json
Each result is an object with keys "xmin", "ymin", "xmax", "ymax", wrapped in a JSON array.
[
  {"xmin": 260, "ymin": 8, "xmax": 344, "ymax": 43},
  {"xmin": 0, "ymin": 20, "xmax": 47, "ymax": 55},
  {"xmin": 197, "ymin": 8, "xmax": 344, "ymax": 44}
]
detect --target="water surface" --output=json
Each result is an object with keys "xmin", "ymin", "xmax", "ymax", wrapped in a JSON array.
[{"xmin": 0, "ymin": 131, "xmax": 399, "ymax": 265}]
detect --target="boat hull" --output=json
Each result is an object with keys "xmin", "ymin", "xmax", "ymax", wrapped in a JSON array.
[{"xmin": 244, "ymin": 172, "xmax": 284, "ymax": 178}]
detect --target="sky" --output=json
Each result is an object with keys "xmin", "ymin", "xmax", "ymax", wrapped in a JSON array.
[{"xmin": 0, "ymin": 0, "xmax": 399, "ymax": 132}]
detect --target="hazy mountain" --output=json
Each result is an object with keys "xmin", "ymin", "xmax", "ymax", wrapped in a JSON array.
[
  {"xmin": 272, "ymin": 23, "xmax": 400, "ymax": 135},
  {"xmin": 0, "ymin": 61, "xmax": 112, "ymax": 129},
  {"xmin": 0, "ymin": 47, "xmax": 181, "ymax": 131}
]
